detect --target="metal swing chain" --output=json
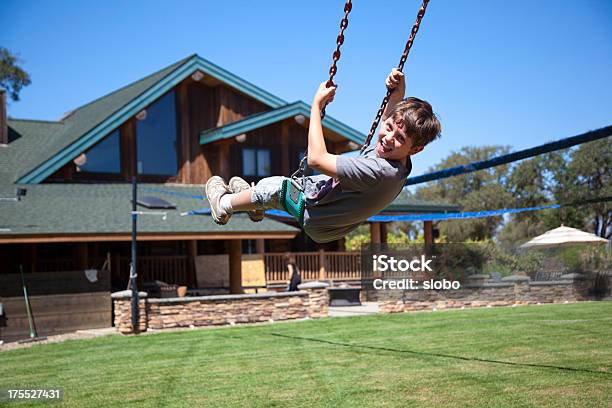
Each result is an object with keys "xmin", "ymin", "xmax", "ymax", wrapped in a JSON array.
[
  {"xmin": 321, "ymin": 0, "xmax": 353, "ymax": 120},
  {"xmin": 293, "ymin": 0, "xmax": 353, "ymax": 182},
  {"xmin": 360, "ymin": 0, "xmax": 430, "ymax": 153}
]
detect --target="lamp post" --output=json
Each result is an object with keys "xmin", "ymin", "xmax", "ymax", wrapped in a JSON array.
[
  {"xmin": 130, "ymin": 176, "xmax": 139, "ymax": 331},
  {"xmin": 129, "ymin": 175, "xmax": 171, "ymax": 332}
]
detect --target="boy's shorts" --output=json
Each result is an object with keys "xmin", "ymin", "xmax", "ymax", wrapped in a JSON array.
[{"xmin": 251, "ymin": 176, "xmax": 288, "ymax": 211}]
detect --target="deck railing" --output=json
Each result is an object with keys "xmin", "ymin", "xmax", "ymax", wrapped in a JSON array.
[
  {"xmin": 264, "ymin": 252, "xmax": 322, "ymax": 283},
  {"xmin": 34, "ymin": 252, "xmax": 361, "ymax": 286},
  {"xmin": 264, "ymin": 251, "xmax": 362, "ymax": 283},
  {"xmin": 119, "ymin": 255, "xmax": 189, "ymax": 285},
  {"xmin": 325, "ymin": 252, "xmax": 362, "ymax": 281}
]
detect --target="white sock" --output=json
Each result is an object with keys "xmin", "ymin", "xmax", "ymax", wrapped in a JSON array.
[{"xmin": 219, "ymin": 194, "xmax": 234, "ymax": 215}]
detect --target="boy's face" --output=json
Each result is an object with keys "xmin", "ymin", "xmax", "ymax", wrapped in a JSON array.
[{"xmin": 375, "ymin": 117, "xmax": 423, "ymax": 161}]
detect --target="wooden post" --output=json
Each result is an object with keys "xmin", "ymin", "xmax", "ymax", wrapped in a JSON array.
[
  {"xmin": 0, "ymin": 90, "xmax": 7, "ymax": 145},
  {"xmin": 121, "ymin": 120, "xmax": 136, "ymax": 180},
  {"xmin": 380, "ymin": 222, "xmax": 388, "ymax": 244},
  {"xmin": 318, "ymin": 249, "xmax": 326, "ymax": 280},
  {"xmin": 187, "ymin": 240, "xmax": 198, "ymax": 288},
  {"xmin": 370, "ymin": 222, "xmax": 381, "ymax": 245},
  {"xmin": 112, "ymin": 253, "xmax": 121, "ymax": 289},
  {"xmin": 92, "ymin": 242, "xmax": 100, "ymax": 261},
  {"xmin": 255, "ymin": 239, "xmax": 265, "ymax": 254},
  {"xmin": 229, "ymin": 240, "xmax": 243, "ymax": 294},
  {"xmin": 77, "ymin": 242, "xmax": 89, "ymax": 270},
  {"xmin": 27, "ymin": 244, "xmax": 37, "ymax": 273},
  {"xmin": 177, "ymin": 82, "xmax": 191, "ymax": 183},
  {"xmin": 218, "ymin": 143, "xmax": 230, "ymax": 181},
  {"xmin": 200, "ymin": 146, "xmax": 213, "ymax": 183},
  {"xmin": 280, "ymin": 121, "xmax": 290, "ymax": 176},
  {"xmin": 424, "ymin": 221, "xmax": 434, "ymax": 248}
]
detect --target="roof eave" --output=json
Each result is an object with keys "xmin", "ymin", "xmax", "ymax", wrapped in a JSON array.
[
  {"xmin": 383, "ymin": 204, "xmax": 462, "ymax": 213},
  {"xmin": 200, "ymin": 101, "xmax": 366, "ymax": 146},
  {"xmin": 0, "ymin": 230, "xmax": 299, "ymax": 244}
]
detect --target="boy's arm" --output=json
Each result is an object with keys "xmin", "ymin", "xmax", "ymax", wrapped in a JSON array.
[
  {"xmin": 307, "ymin": 82, "xmax": 339, "ymax": 178},
  {"xmin": 381, "ymin": 68, "xmax": 406, "ymax": 120}
]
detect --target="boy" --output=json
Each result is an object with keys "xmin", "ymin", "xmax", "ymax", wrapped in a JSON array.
[{"xmin": 206, "ymin": 69, "xmax": 441, "ymax": 243}]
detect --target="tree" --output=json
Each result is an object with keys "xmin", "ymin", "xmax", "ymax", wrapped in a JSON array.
[
  {"xmin": 495, "ymin": 139, "xmax": 610, "ymax": 243},
  {"xmin": 0, "ymin": 47, "xmax": 31, "ymax": 102},
  {"xmin": 415, "ymin": 146, "xmax": 514, "ymax": 242},
  {"xmin": 497, "ymin": 152, "xmax": 563, "ymax": 248},
  {"xmin": 560, "ymin": 139, "xmax": 611, "ymax": 238}
]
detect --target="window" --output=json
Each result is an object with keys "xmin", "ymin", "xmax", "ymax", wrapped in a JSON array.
[
  {"xmin": 78, "ymin": 129, "xmax": 121, "ymax": 173},
  {"xmin": 242, "ymin": 148, "xmax": 271, "ymax": 176},
  {"xmin": 136, "ymin": 91, "xmax": 178, "ymax": 175}
]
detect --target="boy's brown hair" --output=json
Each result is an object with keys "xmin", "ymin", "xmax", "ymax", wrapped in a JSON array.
[{"xmin": 391, "ymin": 97, "xmax": 441, "ymax": 148}]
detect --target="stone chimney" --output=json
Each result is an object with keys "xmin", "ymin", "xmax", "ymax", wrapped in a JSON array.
[{"xmin": 0, "ymin": 90, "xmax": 7, "ymax": 145}]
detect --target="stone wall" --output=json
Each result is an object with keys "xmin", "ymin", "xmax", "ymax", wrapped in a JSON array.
[
  {"xmin": 112, "ymin": 290, "xmax": 148, "ymax": 334},
  {"xmin": 113, "ymin": 282, "xmax": 329, "ymax": 334},
  {"xmin": 374, "ymin": 273, "xmax": 595, "ymax": 313},
  {"xmin": 299, "ymin": 281, "xmax": 329, "ymax": 318}
]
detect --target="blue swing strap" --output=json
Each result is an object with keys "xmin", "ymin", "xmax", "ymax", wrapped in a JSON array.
[{"xmin": 280, "ymin": 178, "xmax": 306, "ymax": 227}]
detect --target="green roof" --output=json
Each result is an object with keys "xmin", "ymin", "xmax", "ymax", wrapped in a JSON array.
[
  {"xmin": 11, "ymin": 54, "xmax": 288, "ymax": 184},
  {"xmin": 383, "ymin": 195, "xmax": 460, "ymax": 213},
  {"xmin": 0, "ymin": 119, "xmax": 65, "ymax": 183},
  {"xmin": 200, "ymin": 101, "xmax": 366, "ymax": 146},
  {"xmin": 0, "ymin": 183, "xmax": 298, "ymax": 240}
]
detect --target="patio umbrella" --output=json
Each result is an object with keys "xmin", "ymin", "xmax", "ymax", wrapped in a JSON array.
[{"xmin": 520, "ymin": 225, "xmax": 609, "ymax": 249}]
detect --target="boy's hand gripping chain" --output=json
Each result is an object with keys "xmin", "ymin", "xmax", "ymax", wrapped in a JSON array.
[{"xmin": 294, "ymin": 0, "xmax": 353, "ymax": 185}]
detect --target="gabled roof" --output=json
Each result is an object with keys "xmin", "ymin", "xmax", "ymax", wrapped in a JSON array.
[
  {"xmin": 12, "ymin": 54, "xmax": 288, "ymax": 184},
  {"xmin": 200, "ymin": 101, "xmax": 366, "ymax": 146},
  {"xmin": 0, "ymin": 183, "xmax": 298, "ymax": 243}
]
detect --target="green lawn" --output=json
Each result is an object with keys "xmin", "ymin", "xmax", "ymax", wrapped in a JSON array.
[{"xmin": 1, "ymin": 302, "xmax": 612, "ymax": 407}]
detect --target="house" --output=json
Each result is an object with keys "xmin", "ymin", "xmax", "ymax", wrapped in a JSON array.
[{"xmin": 0, "ymin": 54, "xmax": 458, "ymax": 340}]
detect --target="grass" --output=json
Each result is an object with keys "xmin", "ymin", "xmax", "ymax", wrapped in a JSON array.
[{"xmin": 1, "ymin": 302, "xmax": 612, "ymax": 407}]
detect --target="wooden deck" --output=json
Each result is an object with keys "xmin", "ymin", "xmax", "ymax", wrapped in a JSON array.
[
  {"xmin": 265, "ymin": 251, "xmax": 361, "ymax": 283},
  {"xmin": 31, "ymin": 251, "xmax": 364, "ymax": 287}
]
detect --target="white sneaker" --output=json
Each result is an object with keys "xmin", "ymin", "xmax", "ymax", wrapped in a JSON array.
[
  {"xmin": 228, "ymin": 176, "xmax": 265, "ymax": 222},
  {"xmin": 205, "ymin": 176, "xmax": 231, "ymax": 225}
]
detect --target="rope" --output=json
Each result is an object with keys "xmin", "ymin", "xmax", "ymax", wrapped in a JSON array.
[
  {"xmin": 405, "ymin": 125, "xmax": 612, "ymax": 186},
  {"xmin": 260, "ymin": 195, "xmax": 611, "ymax": 223},
  {"xmin": 367, "ymin": 204, "xmax": 561, "ymax": 222},
  {"xmin": 264, "ymin": 204, "xmax": 561, "ymax": 223}
]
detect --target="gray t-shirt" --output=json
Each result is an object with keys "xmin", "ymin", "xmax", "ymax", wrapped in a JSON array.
[{"xmin": 302, "ymin": 145, "xmax": 411, "ymax": 243}]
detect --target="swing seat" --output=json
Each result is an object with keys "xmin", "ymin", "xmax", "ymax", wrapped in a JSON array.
[{"xmin": 280, "ymin": 178, "xmax": 306, "ymax": 226}]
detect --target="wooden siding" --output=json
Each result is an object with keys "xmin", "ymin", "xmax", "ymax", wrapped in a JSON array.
[
  {"xmin": 0, "ymin": 270, "xmax": 112, "ymax": 343},
  {"xmin": 43, "ymin": 78, "xmax": 350, "ymax": 185},
  {"xmin": 185, "ymin": 81, "xmax": 216, "ymax": 183},
  {"xmin": 214, "ymin": 85, "xmax": 268, "ymax": 127},
  {"xmin": 0, "ymin": 292, "xmax": 111, "ymax": 343}
]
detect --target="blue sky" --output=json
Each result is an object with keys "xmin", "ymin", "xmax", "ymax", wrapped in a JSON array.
[{"xmin": 3, "ymin": 0, "xmax": 611, "ymax": 177}]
